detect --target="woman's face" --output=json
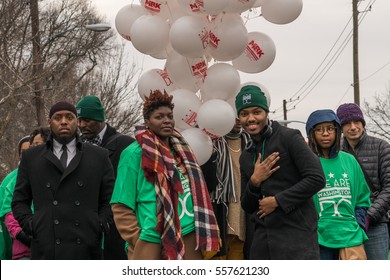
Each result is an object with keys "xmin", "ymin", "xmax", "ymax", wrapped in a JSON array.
[
  {"xmin": 313, "ymin": 121, "xmax": 337, "ymax": 150},
  {"xmin": 145, "ymin": 106, "xmax": 175, "ymax": 142}
]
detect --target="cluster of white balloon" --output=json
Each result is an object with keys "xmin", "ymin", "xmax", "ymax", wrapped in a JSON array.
[{"xmin": 115, "ymin": 0, "xmax": 303, "ymax": 164}]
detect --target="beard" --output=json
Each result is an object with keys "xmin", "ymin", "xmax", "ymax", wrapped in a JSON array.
[{"xmin": 53, "ymin": 133, "xmax": 76, "ymax": 145}]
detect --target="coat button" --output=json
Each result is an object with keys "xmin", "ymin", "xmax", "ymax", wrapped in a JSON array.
[
  {"xmin": 46, "ymin": 182, "xmax": 51, "ymax": 188},
  {"xmin": 76, "ymin": 238, "xmax": 81, "ymax": 244},
  {"xmin": 55, "ymin": 238, "xmax": 61, "ymax": 245},
  {"xmin": 74, "ymin": 220, "xmax": 80, "ymax": 226},
  {"xmin": 54, "ymin": 219, "xmax": 59, "ymax": 225},
  {"xmin": 77, "ymin": 181, "xmax": 84, "ymax": 187},
  {"xmin": 53, "ymin": 200, "xmax": 58, "ymax": 206},
  {"xmin": 74, "ymin": 200, "xmax": 80, "ymax": 206}
]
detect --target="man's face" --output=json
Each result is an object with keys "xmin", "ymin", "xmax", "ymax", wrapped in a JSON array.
[
  {"xmin": 342, "ymin": 120, "xmax": 364, "ymax": 142},
  {"xmin": 230, "ymin": 118, "xmax": 242, "ymax": 134},
  {"xmin": 49, "ymin": 110, "xmax": 77, "ymax": 143},
  {"xmin": 238, "ymin": 106, "xmax": 268, "ymax": 140},
  {"xmin": 78, "ymin": 118, "xmax": 104, "ymax": 140}
]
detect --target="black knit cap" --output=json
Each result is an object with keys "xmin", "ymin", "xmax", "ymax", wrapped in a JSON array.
[{"xmin": 49, "ymin": 101, "xmax": 77, "ymax": 118}]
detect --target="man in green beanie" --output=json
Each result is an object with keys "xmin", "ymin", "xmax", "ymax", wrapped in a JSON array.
[
  {"xmin": 76, "ymin": 95, "xmax": 135, "ymax": 260},
  {"xmin": 236, "ymin": 85, "xmax": 325, "ymax": 260}
]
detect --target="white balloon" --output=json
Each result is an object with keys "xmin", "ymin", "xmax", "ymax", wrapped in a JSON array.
[
  {"xmin": 165, "ymin": 51, "xmax": 208, "ymax": 92},
  {"xmin": 208, "ymin": 13, "xmax": 248, "ymax": 61},
  {"xmin": 177, "ymin": 0, "xmax": 207, "ymax": 17},
  {"xmin": 130, "ymin": 15, "xmax": 170, "ymax": 55},
  {"xmin": 115, "ymin": 4, "xmax": 147, "ymax": 41},
  {"xmin": 253, "ymin": 0, "xmax": 264, "ymax": 8},
  {"xmin": 204, "ymin": 0, "xmax": 230, "ymax": 15},
  {"xmin": 178, "ymin": 0, "xmax": 228, "ymax": 16},
  {"xmin": 149, "ymin": 43, "xmax": 173, "ymax": 60},
  {"xmin": 226, "ymin": 96, "xmax": 238, "ymax": 117},
  {"xmin": 170, "ymin": 89, "xmax": 202, "ymax": 130},
  {"xmin": 261, "ymin": 0, "xmax": 303, "ymax": 24},
  {"xmin": 202, "ymin": 63, "xmax": 241, "ymax": 101},
  {"xmin": 224, "ymin": 0, "xmax": 257, "ymax": 14},
  {"xmin": 197, "ymin": 99, "xmax": 236, "ymax": 137},
  {"xmin": 170, "ymin": 16, "xmax": 209, "ymax": 58},
  {"xmin": 180, "ymin": 128, "xmax": 213, "ymax": 165},
  {"xmin": 241, "ymin": 82, "xmax": 271, "ymax": 107},
  {"xmin": 232, "ymin": 31, "xmax": 276, "ymax": 73},
  {"xmin": 140, "ymin": 0, "xmax": 171, "ymax": 19},
  {"xmin": 138, "ymin": 69, "xmax": 177, "ymax": 100}
]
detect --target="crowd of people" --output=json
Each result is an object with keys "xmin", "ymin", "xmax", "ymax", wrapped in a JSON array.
[{"xmin": 0, "ymin": 85, "xmax": 389, "ymax": 260}]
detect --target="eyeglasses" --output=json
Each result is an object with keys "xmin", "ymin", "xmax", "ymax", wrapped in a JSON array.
[{"xmin": 313, "ymin": 126, "xmax": 337, "ymax": 135}]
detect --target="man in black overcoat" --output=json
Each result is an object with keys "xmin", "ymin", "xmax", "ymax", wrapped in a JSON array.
[
  {"xmin": 12, "ymin": 101, "xmax": 115, "ymax": 260},
  {"xmin": 76, "ymin": 95, "xmax": 134, "ymax": 260}
]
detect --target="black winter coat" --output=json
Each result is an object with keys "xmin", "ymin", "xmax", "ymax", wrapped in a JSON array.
[
  {"xmin": 12, "ymin": 138, "xmax": 115, "ymax": 260},
  {"xmin": 101, "ymin": 124, "xmax": 135, "ymax": 178},
  {"xmin": 100, "ymin": 124, "xmax": 134, "ymax": 260},
  {"xmin": 240, "ymin": 121, "xmax": 325, "ymax": 260},
  {"xmin": 342, "ymin": 132, "xmax": 390, "ymax": 223}
]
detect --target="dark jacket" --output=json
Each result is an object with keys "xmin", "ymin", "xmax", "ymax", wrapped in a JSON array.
[
  {"xmin": 100, "ymin": 124, "xmax": 134, "ymax": 260},
  {"xmin": 240, "ymin": 121, "xmax": 325, "ymax": 260},
  {"xmin": 101, "ymin": 124, "xmax": 135, "ymax": 177},
  {"xmin": 342, "ymin": 132, "xmax": 390, "ymax": 223},
  {"xmin": 11, "ymin": 137, "xmax": 115, "ymax": 260}
]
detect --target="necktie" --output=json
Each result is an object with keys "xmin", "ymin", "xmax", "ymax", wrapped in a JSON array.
[{"xmin": 60, "ymin": 144, "xmax": 68, "ymax": 168}]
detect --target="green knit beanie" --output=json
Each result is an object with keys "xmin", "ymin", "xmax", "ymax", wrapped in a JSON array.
[
  {"xmin": 76, "ymin": 95, "xmax": 106, "ymax": 121},
  {"xmin": 235, "ymin": 85, "xmax": 269, "ymax": 115}
]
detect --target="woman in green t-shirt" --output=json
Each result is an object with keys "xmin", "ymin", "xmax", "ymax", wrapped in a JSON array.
[
  {"xmin": 306, "ymin": 109, "xmax": 371, "ymax": 260},
  {"xmin": 111, "ymin": 90, "xmax": 220, "ymax": 260}
]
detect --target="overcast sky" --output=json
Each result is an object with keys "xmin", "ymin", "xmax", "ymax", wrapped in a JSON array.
[{"xmin": 91, "ymin": 0, "xmax": 390, "ymax": 136}]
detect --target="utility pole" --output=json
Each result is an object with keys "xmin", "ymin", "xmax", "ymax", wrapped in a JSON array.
[
  {"xmin": 30, "ymin": 0, "xmax": 45, "ymax": 126},
  {"xmin": 352, "ymin": 0, "xmax": 360, "ymax": 105},
  {"xmin": 283, "ymin": 99, "xmax": 287, "ymax": 126}
]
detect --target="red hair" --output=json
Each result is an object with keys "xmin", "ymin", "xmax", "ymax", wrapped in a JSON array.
[{"xmin": 143, "ymin": 90, "xmax": 174, "ymax": 119}]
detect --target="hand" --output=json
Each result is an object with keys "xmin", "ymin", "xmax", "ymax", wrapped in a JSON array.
[
  {"xmin": 257, "ymin": 196, "xmax": 278, "ymax": 218},
  {"xmin": 250, "ymin": 152, "xmax": 280, "ymax": 187},
  {"xmin": 16, "ymin": 230, "xmax": 32, "ymax": 247}
]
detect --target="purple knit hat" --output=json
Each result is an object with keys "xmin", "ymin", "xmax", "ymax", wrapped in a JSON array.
[
  {"xmin": 336, "ymin": 103, "xmax": 366, "ymax": 127},
  {"xmin": 49, "ymin": 101, "xmax": 77, "ymax": 118}
]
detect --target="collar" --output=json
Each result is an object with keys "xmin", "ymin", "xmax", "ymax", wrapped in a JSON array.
[
  {"xmin": 47, "ymin": 134, "xmax": 82, "ymax": 150},
  {"xmin": 98, "ymin": 123, "xmax": 107, "ymax": 140},
  {"xmin": 53, "ymin": 138, "xmax": 76, "ymax": 153}
]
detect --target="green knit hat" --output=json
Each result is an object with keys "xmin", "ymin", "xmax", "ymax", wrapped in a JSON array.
[
  {"xmin": 235, "ymin": 85, "xmax": 269, "ymax": 115},
  {"xmin": 76, "ymin": 95, "xmax": 105, "ymax": 121}
]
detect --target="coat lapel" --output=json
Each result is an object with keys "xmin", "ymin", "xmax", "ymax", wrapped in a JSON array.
[
  {"xmin": 43, "ymin": 149, "xmax": 63, "ymax": 171},
  {"xmin": 60, "ymin": 150, "xmax": 82, "ymax": 183}
]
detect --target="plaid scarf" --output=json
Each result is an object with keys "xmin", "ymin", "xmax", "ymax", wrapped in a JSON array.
[
  {"xmin": 81, "ymin": 135, "xmax": 102, "ymax": 146},
  {"xmin": 135, "ymin": 125, "xmax": 220, "ymax": 260}
]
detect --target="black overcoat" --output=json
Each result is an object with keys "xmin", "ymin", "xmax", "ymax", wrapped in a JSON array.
[
  {"xmin": 100, "ymin": 124, "xmax": 134, "ymax": 260},
  {"xmin": 240, "ymin": 121, "xmax": 325, "ymax": 259},
  {"xmin": 12, "ymin": 138, "xmax": 114, "ymax": 260}
]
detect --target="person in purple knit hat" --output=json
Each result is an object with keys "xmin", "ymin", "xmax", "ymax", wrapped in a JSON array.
[{"xmin": 336, "ymin": 103, "xmax": 390, "ymax": 260}]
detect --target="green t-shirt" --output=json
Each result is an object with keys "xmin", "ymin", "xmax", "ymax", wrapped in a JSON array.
[
  {"xmin": 315, "ymin": 151, "xmax": 371, "ymax": 248},
  {"xmin": 110, "ymin": 141, "xmax": 195, "ymax": 243},
  {"xmin": 0, "ymin": 168, "xmax": 18, "ymax": 218},
  {"xmin": 0, "ymin": 168, "xmax": 18, "ymax": 260}
]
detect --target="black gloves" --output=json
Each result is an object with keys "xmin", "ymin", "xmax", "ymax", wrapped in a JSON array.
[{"xmin": 16, "ymin": 230, "xmax": 32, "ymax": 247}]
